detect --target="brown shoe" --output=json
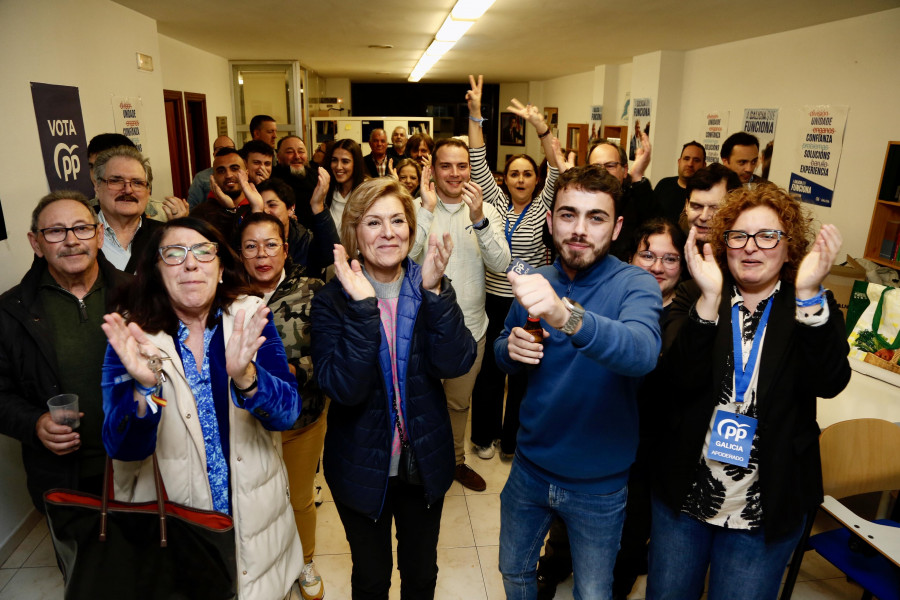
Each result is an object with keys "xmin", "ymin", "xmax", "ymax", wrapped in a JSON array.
[{"xmin": 454, "ymin": 463, "xmax": 486, "ymax": 492}]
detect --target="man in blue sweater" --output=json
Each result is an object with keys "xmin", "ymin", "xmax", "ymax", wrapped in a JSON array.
[{"xmin": 494, "ymin": 164, "xmax": 662, "ymax": 599}]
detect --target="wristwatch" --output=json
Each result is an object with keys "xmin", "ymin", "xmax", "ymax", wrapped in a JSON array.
[
  {"xmin": 472, "ymin": 217, "xmax": 490, "ymax": 231},
  {"xmin": 557, "ymin": 297, "xmax": 585, "ymax": 335}
]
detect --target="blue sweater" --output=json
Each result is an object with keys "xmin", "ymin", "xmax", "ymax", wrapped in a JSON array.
[{"xmin": 494, "ymin": 255, "xmax": 662, "ymax": 493}]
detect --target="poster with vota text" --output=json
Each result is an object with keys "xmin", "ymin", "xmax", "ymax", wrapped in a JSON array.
[
  {"xmin": 742, "ymin": 108, "xmax": 779, "ymax": 181},
  {"xmin": 701, "ymin": 111, "xmax": 730, "ymax": 164},
  {"xmin": 629, "ymin": 98, "xmax": 652, "ymax": 161},
  {"xmin": 788, "ymin": 105, "xmax": 849, "ymax": 208},
  {"xmin": 112, "ymin": 96, "xmax": 144, "ymax": 152},
  {"xmin": 30, "ymin": 82, "xmax": 94, "ymax": 198}
]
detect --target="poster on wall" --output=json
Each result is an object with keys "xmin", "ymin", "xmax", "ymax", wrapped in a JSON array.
[
  {"xmin": 788, "ymin": 105, "xmax": 849, "ymax": 207},
  {"xmin": 741, "ymin": 108, "xmax": 779, "ymax": 180},
  {"xmin": 701, "ymin": 110, "xmax": 730, "ymax": 164},
  {"xmin": 630, "ymin": 98, "xmax": 651, "ymax": 160},
  {"xmin": 30, "ymin": 82, "xmax": 94, "ymax": 198},
  {"xmin": 111, "ymin": 96, "xmax": 145, "ymax": 152},
  {"xmin": 590, "ymin": 105, "xmax": 602, "ymax": 141}
]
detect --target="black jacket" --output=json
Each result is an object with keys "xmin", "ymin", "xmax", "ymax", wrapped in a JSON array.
[
  {"xmin": 98, "ymin": 214, "xmax": 162, "ymax": 274},
  {"xmin": 656, "ymin": 278, "xmax": 851, "ymax": 540},
  {"xmin": 0, "ymin": 253, "xmax": 131, "ymax": 510},
  {"xmin": 311, "ymin": 260, "xmax": 476, "ymax": 518}
]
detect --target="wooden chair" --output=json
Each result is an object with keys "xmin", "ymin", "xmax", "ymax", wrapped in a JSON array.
[{"xmin": 780, "ymin": 418, "xmax": 900, "ymax": 599}]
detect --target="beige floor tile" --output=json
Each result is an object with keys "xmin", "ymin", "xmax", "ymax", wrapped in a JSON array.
[
  {"xmin": 0, "ymin": 567, "xmax": 63, "ymax": 600},
  {"xmin": 784, "ymin": 576, "xmax": 864, "ymax": 599},
  {"xmin": 434, "ymin": 546, "xmax": 486, "ymax": 600},
  {"xmin": 628, "ymin": 574, "xmax": 647, "ymax": 599},
  {"xmin": 0, "ymin": 570, "xmax": 15, "ymax": 593},
  {"xmin": 794, "ymin": 548, "xmax": 845, "ymax": 582},
  {"xmin": 313, "ymin": 501, "xmax": 351, "ymax": 556},
  {"xmin": 463, "ymin": 451, "xmax": 512, "ymax": 496},
  {"xmin": 437, "ymin": 494, "xmax": 475, "ymax": 549},
  {"xmin": 22, "ymin": 534, "xmax": 56, "ymax": 569},
  {"xmin": 316, "ymin": 473, "xmax": 332, "ymax": 504},
  {"xmin": 466, "ymin": 493, "xmax": 502, "ymax": 547},
  {"xmin": 313, "ymin": 552, "xmax": 353, "ymax": 599},
  {"xmin": 1, "ymin": 520, "xmax": 47, "ymax": 570},
  {"xmin": 446, "ymin": 480, "xmax": 465, "ymax": 496},
  {"xmin": 476, "ymin": 545, "xmax": 504, "ymax": 600}
]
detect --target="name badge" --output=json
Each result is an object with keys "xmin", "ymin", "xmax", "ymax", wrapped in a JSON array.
[{"xmin": 707, "ymin": 409, "xmax": 758, "ymax": 467}]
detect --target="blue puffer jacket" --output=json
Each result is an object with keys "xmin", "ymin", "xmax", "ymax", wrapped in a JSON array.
[{"xmin": 311, "ymin": 259, "xmax": 476, "ymax": 519}]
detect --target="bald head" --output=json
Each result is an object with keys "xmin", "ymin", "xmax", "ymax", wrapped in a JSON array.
[{"xmin": 213, "ymin": 136, "xmax": 235, "ymax": 156}]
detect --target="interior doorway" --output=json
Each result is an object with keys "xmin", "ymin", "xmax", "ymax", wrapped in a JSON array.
[
  {"xmin": 184, "ymin": 92, "xmax": 210, "ymax": 178},
  {"xmin": 163, "ymin": 89, "xmax": 189, "ymax": 199}
]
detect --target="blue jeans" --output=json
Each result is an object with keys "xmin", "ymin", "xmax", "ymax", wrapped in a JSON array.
[
  {"xmin": 646, "ymin": 496, "xmax": 804, "ymax": 600},
  {"xmin": 499, "ymin": 458, "xmax": 627, "ymax": 600}
]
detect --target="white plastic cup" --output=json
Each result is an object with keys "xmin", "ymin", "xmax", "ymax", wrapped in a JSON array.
[{"xmin": 47, "ymin": 394, "xmax": 80, "ymax": 429}]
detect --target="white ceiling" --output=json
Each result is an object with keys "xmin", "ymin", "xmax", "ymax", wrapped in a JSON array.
[{"xmin": 115, "ymin": 0, "xmax": 899, "ymax": 83}]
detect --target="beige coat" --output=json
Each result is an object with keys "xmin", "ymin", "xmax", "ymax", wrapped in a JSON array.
[{"xmin": 113, "ymin": 295, "xmax": 302, "ymax": 599}]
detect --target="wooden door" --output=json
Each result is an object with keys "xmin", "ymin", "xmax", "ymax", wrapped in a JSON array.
[
  {"xmin": 184, "ymin": 92, "xmax": 210, "ymax": 178},
  {"xmin": 163, "ymin": 89, "xmax": 189, "ymax": 199}
]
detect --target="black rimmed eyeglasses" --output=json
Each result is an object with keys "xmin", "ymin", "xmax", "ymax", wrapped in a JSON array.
[{"xmin": 723, "ymin": 229, "xmax": 788, "ymax": 249}]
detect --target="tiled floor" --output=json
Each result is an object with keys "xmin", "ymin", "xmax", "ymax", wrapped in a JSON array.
[{"xmin": 0, "ymin": 433, "xmax": 869, "ymax": 599}]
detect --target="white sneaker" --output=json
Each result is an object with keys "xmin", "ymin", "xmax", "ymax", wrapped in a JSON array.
[
  {"xmin": 299, "ymin": 561, "xmax": 324, "ymax": 600},
  {"xmin": 474, "ymin": 442, "xmax": 496, "ymax": 460}
]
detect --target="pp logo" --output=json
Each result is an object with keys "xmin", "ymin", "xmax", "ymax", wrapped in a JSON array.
[
  {"xmin": 53, "ymin": 143, "xmax": 81, "ymax": 182},
  {"xmin": 716, "ymin": 418, "xmax": 750, "ymax": 442}
]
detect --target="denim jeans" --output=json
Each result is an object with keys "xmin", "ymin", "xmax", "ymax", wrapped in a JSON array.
[
  {"xmin": 646, "ymin": 496, "xmax": 804, "ymax": 600},
  {"xmin": 499, "ymin": 458, "xmax": 627, "ymax": 600}
]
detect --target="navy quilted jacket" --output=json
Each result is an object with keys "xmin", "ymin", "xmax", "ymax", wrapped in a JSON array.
[{"xmin": 311, "ymin": 260, "xmax": 476, "ymax": 518}]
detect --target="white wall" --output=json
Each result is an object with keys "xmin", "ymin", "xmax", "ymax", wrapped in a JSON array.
[
  {"xmin": 672, "ymin": 8, "xmax": 900, "ymax": 258},
  {"xmin": 158, "ymin": 35, "xmax": 233, "ymax": 145}
]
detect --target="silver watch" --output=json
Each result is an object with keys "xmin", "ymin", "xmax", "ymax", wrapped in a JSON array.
[{"xmin": 557, "ymin": 297, "xmax": 584, "ymax": 335}]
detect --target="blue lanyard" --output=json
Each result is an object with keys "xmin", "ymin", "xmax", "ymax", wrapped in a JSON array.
[
  {"xmin": 505, "ymin": 203, "xmax": 529, "ymax": 248},
  {"xmin": 731, "ymin": 298, "xmax": 773, "ymax": 402}
]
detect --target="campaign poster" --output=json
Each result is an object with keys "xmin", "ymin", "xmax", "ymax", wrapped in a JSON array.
[
  {"xmin": 30, "ymin": 82, "xmax": 94, "ymax": 198},
  {"xmin": 629, "ymin": 98, "xmax": 652, "ymax": 160},
  {"xmin": 788, "ymin": 105, "xmax": 849, "ymax": 207},
  {"xmin": 701, "ymin": 110, "xmax": 730, "ymax": 164},
  {"xmin": 741, "ymin": 108, "xmax": 779, "ymax": 180},
  {"xmin": 590, "ymin": 105, "xmax": 602, "ymax": 141},
  {"xmin": 111, "ymin": 96, "xmax": 145, "ymax": 152}
]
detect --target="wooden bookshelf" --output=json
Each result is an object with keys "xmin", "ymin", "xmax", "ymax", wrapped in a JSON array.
[{"xmin": 863, "ymin": 142, "xmax": 900, "ymax": 268}]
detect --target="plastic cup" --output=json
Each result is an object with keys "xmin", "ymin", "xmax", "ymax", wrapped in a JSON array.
[{"xmin": 47, "ymin": 394, "xmax": 80, "ymax": 429}]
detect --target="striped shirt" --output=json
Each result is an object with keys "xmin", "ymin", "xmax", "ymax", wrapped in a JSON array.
[{"xmin": 469, "ymin": 145, "xmax": 558, "ymax": 297}]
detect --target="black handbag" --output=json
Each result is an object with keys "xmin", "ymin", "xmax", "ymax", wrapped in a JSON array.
[
  {"xmin": 44, "ymin": 454, "xmax": 237, "ymax": 600},
  {"xmin": 398, "ymin": 442, "xmax": 423, "ymax": 486}
]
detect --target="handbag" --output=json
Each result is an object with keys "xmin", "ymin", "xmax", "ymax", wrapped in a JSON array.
[
  {"xmin": 847, "ymin": 281, "xmax": 900, "ymax": 374},
  {"xmin": 398, "ymin": 442, "xmax": 423, "ymax": 486},
  {"xmin": 44, "ymin": 454, "xmax": 238, "ymax": 600}
]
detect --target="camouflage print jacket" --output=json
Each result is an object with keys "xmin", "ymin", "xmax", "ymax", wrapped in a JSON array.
[{"xmin": 269, "ymin": 263, "xmax": 326, "ymax": 429}]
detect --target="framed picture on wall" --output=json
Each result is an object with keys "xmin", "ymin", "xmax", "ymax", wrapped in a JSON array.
[
  {"xmin": 544, "ymin": 107, "xmax": 559, "ymax": 136},
  {"xmin": 500, "ymin": 112, "xmax": 525, "ymax": 146}
]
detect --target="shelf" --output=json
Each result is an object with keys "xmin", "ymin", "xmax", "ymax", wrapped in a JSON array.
[{"xmin": 863, "ymin": 143, "xmax": 900, "ymax": 267}]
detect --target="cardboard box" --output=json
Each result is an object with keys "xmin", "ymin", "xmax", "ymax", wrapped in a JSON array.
[{"xmin": 824, "ymin": 256, "xmax": 867, "ymax": 318}]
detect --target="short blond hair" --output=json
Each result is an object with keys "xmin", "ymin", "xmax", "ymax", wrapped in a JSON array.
[{"xmin": 340, "ymin": 178, "xmax": 417, "ymax": 260}]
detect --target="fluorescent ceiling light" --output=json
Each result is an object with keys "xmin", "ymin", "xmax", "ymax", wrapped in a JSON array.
[
  {"xmin": 435, "ymin": 15, "xmax": 473, "ymax": 42},
  {"xmin": 451, "ymin": 0, "xmax": 496, "ymax": 20},
  {"xmin": 426, "ymin": 40, "xmax": 456, "ymax": 57}
]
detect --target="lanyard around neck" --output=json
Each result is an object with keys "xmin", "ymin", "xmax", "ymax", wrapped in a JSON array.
[
  {"xmin": 505, "ymin": 202, "xmax": 529, "ymax": 248},
  {"xmin": 731, "ymin": 297, "xmax": 773, "ymax": 403}
]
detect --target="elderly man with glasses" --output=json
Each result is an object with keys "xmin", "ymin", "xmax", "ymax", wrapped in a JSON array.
[
  {"xmin": 93, "ymin": 146, "xmax": 188, "ymax": 272},
  {"xmin": 0, "ymin": 191, "xmax": 131, "ymax": 512}
]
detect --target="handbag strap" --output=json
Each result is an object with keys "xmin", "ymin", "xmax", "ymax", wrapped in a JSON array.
[{"xmin": 99, "ymin": 454, "xmax": 170, "ymax": 548}]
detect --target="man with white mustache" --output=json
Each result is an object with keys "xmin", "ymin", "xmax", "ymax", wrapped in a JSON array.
[{"xmin": 0, "ymin": 191, "xmax": 131, "ymax": 513}]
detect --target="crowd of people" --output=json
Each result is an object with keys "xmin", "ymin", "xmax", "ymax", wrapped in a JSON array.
[{"xmin": 0, "ymin": 74, "xmax": 851, "ymax": 600}]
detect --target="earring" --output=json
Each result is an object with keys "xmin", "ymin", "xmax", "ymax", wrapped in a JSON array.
[{"xmin": 219, "ymin": 276, "xmax": 224, "ymax": 283}]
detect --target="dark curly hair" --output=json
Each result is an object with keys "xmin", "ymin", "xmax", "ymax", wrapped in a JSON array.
[
  {"xmin": 708, "ymin": 183, "xmax": 813, "ymax": 283},
  {"xmin": 116, "ymin": 217, "xmax": 256, "ymax": 335}
]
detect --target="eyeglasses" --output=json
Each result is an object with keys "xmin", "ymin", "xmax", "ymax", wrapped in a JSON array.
[
  {"xmin": 723, "ymin": 229, "xmax": 788, "ymax": 249},
  {"xmin": 158, "ymin": 242, "xmax": 219, "ymax": 265},
  {"xmin": 598, "ymin": 161, "xmax": 623, "ymax": 171},
  {"xmin": 635, "ymin": 250, "xmax": 681, "ymax": 269},
  {"xmin": 98, "ymin": 176, "xmax": 150, "ymax": 192},
  {"xmin": 241, "ymin": 240, "xmax": 284, "ymax": 258},
  {"xmin": 37, "ymin": 224, "xmax": 100, "ymax": 243}
]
